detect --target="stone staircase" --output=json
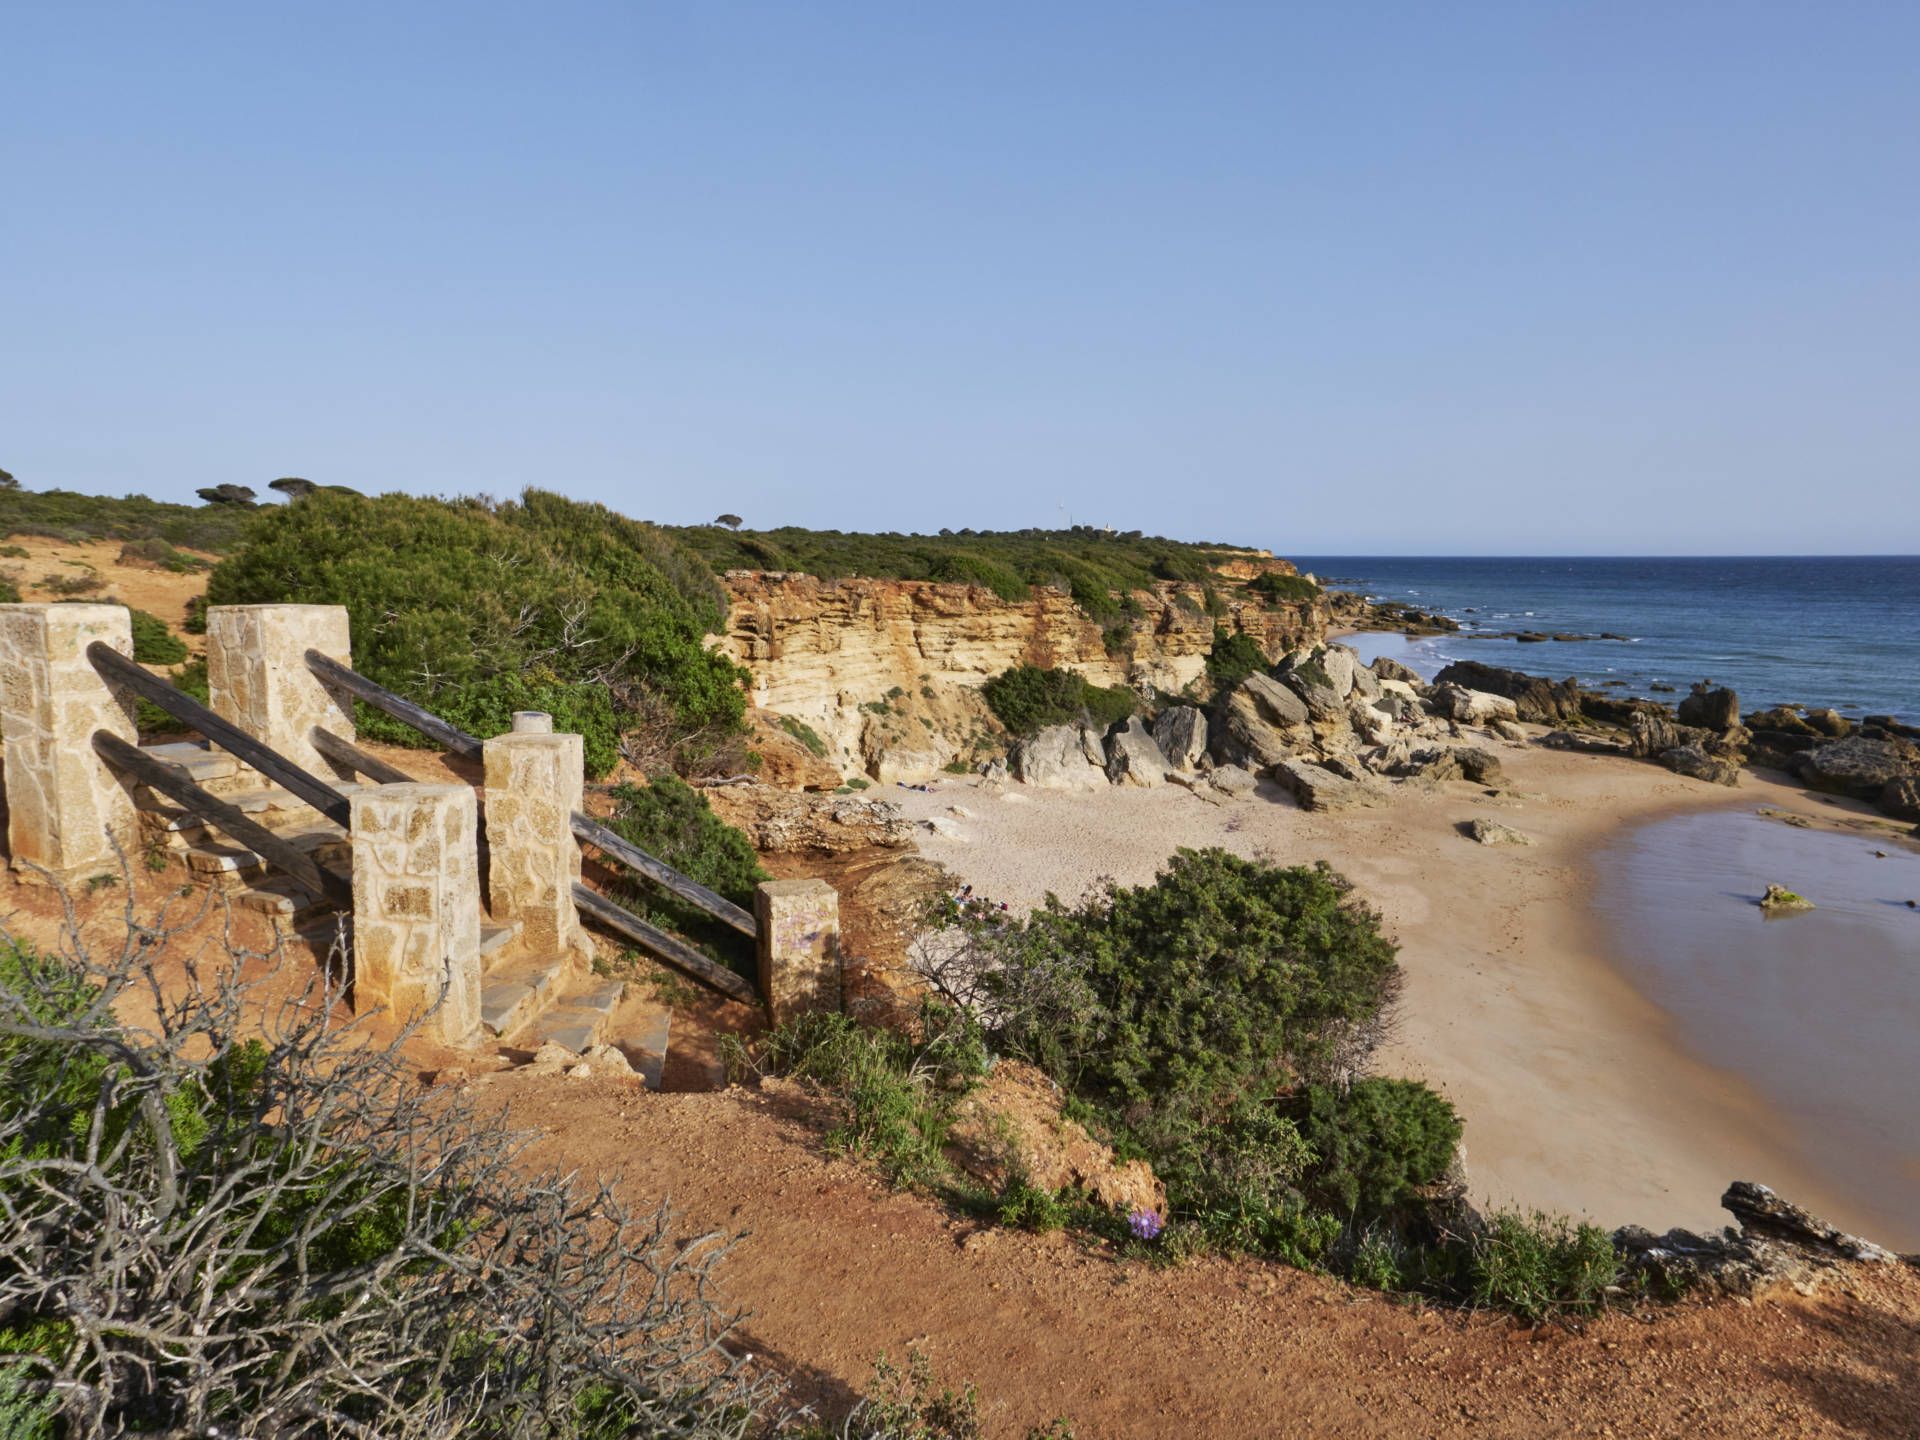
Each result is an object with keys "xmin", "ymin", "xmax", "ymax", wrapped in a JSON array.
[{"xmin": 134, "ymin": 738, "xmax": 675, "ymax": 1089}]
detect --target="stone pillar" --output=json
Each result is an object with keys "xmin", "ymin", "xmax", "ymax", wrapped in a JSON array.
[
  {"xmin": 482, "ymin": 724, "xmax": 591, "ymax": 970},
  {"xmin": 206, "ymin": 604, "xmax": 354, "ymax": 781},
  {"xmin": 0, "ymin": 605, "xmax": 140, "ymax": 884},
  {"xmin": 349, "ymin": 783, "xmax": 482, "ymax": 1047},
  {"xmin": 754, "ymin": 878, "xmax": 842, "ymax": 1026}
]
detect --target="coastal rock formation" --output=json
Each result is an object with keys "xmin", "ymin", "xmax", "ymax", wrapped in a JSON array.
[
  {"xmin": 1103, "ymin": 717, "xmax": 1170, "ymax": 788},
  {"xmin": 1797, "ymin": 735, "xmax": 1916, "ymax": 802},
  {"xmin": 1433, "ymin": 660, "xmax": 1583, "ymax": 724},
  {"xmin": 745, "ymin": 709, "xmax": 846, "ymax": 791},
  {"xmin": 1010, "ymin": 725, "xmax": 1109, "ymax": 791},
  {"xmin": 1426, "ymin": 683, "xmax": 1520, "ymax": 727},
  {"xmin": 715, "ymin": 570, "xmax": 1328, "ymax": 781},
  {"xmin": 1677, "ymin": 683, "xmax": 1741, "ymax": 731},
  {"xmin": 1271, "ymin": 758, "xmax": 1390, "ymax": 812},
  {"xmin": 1370, "ymin": 655, "xmax": 1423, "ymax": 684},
  {"xmin": 1149, "ymin": 706, "xmax": 1208, "ymax": 771},
  {"xmin": 704, "ymin": 786, "xmax": 917, "ymax": 853},
  {"xmin": 1663, "ymin": 743, "xmax": 1741, "ymax": 786},
  {"xmin": 1613, "ymin": 1181, "xmax": 1900, "ymax": 1300}
]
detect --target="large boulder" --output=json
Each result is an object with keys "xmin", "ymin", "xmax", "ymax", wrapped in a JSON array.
[
  {"xmin": 1747, "ymin": 706, "xmax": 1817, "ymax": 736},
  {"xmin": 1427, "ymin": 683, "xmax": 1520, "ymax": 726},
  {"xmin": 1010, "ymin": 725, "xmax": 1110, "ymax": 791},
  {"xmin": 1582, "ymin": 693, "xmax": 1671, "ymax": 727},
  {"xmin": 1677, "ymin": 684, "xmax": 1741, "ymax": 732},
  {"xmin": 1798, "ymin": 736, "xmax": 1916, "ymax": 802},
  {"xmin": 1803, "ymin": 708, "xmax": 1852, "ymax": 739},
  {"xmin": 1879, "ymin": 774, "xmax": 1920, "ymax": 822},
  {"xmin": 1628, "ymin": 711, "xmax": 1701, "ymax": 759},
  {"xmin": 1432, "ymin": 660, "xmax": 1583, "ymax": 724},
  {"xmin": 1208, "ymin": 764, "xmax": 1259, "ymax": 797},
  {"xmin": 1662, "ymin": 744, "xmax": 1741, "ymax": 786},
  {"xmin": 1275, "ymin": 657, "xmax": 1348, "ymax": 723},
  {"xmin": 1150, "ymin": 706, "xmax": 1208, "ymax": 771},
  {"xmin": 1465, "ymin": 818, "xmax": 1533, "ymax": 846},
  {"xmin": 1243, "ymin": 673, "xmax": 1310, "ymax": 729},
  {"xmin": 1319, "ymin": 644, "xmax": 1358, "ymax": 699},
  {"xmin": 1214, "ymin": 690, "xmax": 1305, "ymax": 771},
  {"xmin": 1104, "ymin": 717, "xmax": 1169, "ymax": 788},
  {"xmin": 1271, "ymin": 759, "xmax": 1391, "ymax": 812},
  {"xmin": 1348, "ymin": 660, "xmax": 1383, "ymax": 701},
  {"xmin": 1371, "ymin": 655, "xmax": 1424, "ymax": 685}
]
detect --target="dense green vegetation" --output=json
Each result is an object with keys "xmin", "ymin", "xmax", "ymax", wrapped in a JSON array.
[
  {"xmin": 0, "ymin": 489, "xmax": 256, "ymax": 553},
  {"xmin": 742, "ymin": 850, "xmax": 1638, "ymax": 1321},
  {"xmin": 1204, "ymin": 625, "xmax": 1272, "ymax": 693},
  {"xmin": 128, "ymin": 607, "xmax": 188, "ymax": 665},
  {"xmin": 1246, "ymin": 571, "xmax": 1322, "ymax": 603},
  {"xmin": 603, "ymin": 774, "xmax": 769, "ymax": 972},
  {"xmin": 980, "ymin": 665, "xmax": 1137, "ymax": 736},
  {"xmin": 673, "ymin": 523, "xmax": 1271, "ymax": 613},
  {"xmin": 207, "ymin": 489, "xmax": 747, "ymax": 773}
]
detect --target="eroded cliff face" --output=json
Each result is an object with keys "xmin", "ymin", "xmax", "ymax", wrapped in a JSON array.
[{"xmin": 713, "ymin": 570, "xmax": 1329, "ymax": 782}]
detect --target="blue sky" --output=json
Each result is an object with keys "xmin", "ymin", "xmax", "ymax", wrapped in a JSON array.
[{"xmin": 4, "ymin": 2, "xmax": 1916, "ymax": 554}]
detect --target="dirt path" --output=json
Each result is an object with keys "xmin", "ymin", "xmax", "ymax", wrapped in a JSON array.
[{"xmin": 482, "ymin": 1073, "xmax": 1920, "ymax": 1440}]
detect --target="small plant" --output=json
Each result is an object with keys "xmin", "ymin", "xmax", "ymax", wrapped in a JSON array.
[
  {"xmin": 36, "ymin": 571, "xmax": 103, "ymax": 597},
  {"xmin": 997, "ymin": 1181, "xmax": 1072, "ymax": 1233},
  {"xmin": 942, "ymin": 759, "xmax": 971, "ymax": 775},
  {"xmin": 84, "ymin": 873, "xmax": 118, "ymax": 894},
  {"xmin": 1464, "ymin": 1209, "xmax": 1623, "ymax": 1323},
  {"xmin": 129, "ymin": 608, "xmax": 189, "ymax": 664},
  {"xmin": 0, "ymin": 545, "xmax": 27, "ymax": 559},
  {"xmin": 143, "ymin": 838, "xmax": 172, "ymax": 874},
  {"xmin": 777, "ymin": 713, "xmax": 830, "ymax": 757}
]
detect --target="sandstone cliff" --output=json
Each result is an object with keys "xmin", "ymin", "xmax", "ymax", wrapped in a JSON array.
[{"xmin": 713, "ymin": 570, "xmax": 1329, "ymax": 782}]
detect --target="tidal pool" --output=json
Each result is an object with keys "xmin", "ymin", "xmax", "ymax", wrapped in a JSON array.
[{"xmin": 1594, "ymin": 810, "xmax": 1920, "ymax": 1250}]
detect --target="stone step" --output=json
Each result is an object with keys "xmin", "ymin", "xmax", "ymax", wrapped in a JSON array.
[
  {"xmin": 234, "ymin": 877, "xmax": 320, "ymax": 918},
  {"xmin": 140, "ymin": 740, "xmax": 242, "ymax": 785},
  {"xmin": 478, "ymin": 921, "xmax": 520, "ymax": 965},
  {"xmin": 622, "ymin": 1007, "xmax": 670, "ymax": 1092},
  {"xmin": 516, "ymin": 978, "xmax": 625, "ymax": 1055},
  {"xmin": 479, "ymin": 950, "xmax": 569, "ymax": 1040}
]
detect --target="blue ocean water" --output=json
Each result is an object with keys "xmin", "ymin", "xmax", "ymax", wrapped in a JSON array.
[{"xmin": 1294, "ymin": 556, "xmax": 1920, "ymax": 724}]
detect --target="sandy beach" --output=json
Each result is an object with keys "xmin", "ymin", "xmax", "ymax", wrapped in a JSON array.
[{"xmin": 881, "ymin": 737, "xmax": 1906, "ymax": 1245}]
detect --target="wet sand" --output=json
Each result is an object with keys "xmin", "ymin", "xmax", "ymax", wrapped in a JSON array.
[{"xmin": 884, "ymin": 741, "xmax": 1912, "ymax": 1245}]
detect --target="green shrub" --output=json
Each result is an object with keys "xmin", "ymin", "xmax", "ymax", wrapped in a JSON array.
[
  {"xmin": 206, "ymin": 489, "xmax": 747, "ymax": 762},
  {"xmin": 1247, "ymin": 571, "xmax": 1322, "ymax": 603},
  {"xmin": 0, "ymin": 489, "xmax": 257, "ymax": 553},
  {"xmin": 997, "ymin": 1182, "xmax": 1073, "ymax": 1233},
  {"xmin": 1464, "ymin": 1209, "xmax": 1623, "ymax": 1323},
  {"xmin": 37, "ymin": 571, "xmax": 103, "ymax": 597},
  {"xmin": 776, "ymin": 713, "xmax": 829, "ymax": 757},
  {"xmin": 118, "ymin": 538, "xmax": 210, "ymax": 573},
  {"xmin": 1295, "ymin": 1078, "xmax": 1462, "ymax": 1216},
  {"xmin": 1100, "ymin": 622, "xmax": 1134, "ymax": 657},
  {"xmin": 742, "ymin": 1008, "xmax": 985, "ymax": 1187},
  {"xmin": 603, "ymin": 774, "xmax": 768, "ymax": 970},
  {"xmin": 128, "ymin": 608, "xmax": 188, "ymax": 665},
  {"xmin": 358, "ymin": 672, "xmax": 621, "ymax": 778},
  {"xmin": 0, "ymin": 576, "xmax": 17, "ymax": 606},
  {"xmin": 0, "ymin": 545, "xmax": 27, "ymax": 559},
  {"xmin": 923, "ymin": 551, "xmax": 1029, "ymax": 602},
  {"xmin": 1205, "ymin": 626, "xmax": 1269, "ymax": 693},
  {"xmin": 980, "ymin": 665, "xmax": 1135, "ymax": 737},
  {"xmin": 135, "ymin": 658, "xmax": 207, "ymax": 734}
]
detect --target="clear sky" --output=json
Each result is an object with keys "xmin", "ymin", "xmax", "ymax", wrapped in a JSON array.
[{"xmin": 4, "ymin": 2, "xmax": 1917, "ymax": 554}]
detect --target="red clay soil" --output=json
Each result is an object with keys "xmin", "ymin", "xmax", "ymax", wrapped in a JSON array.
[{"xmin": 479, "ymin": 1072, "xmax": 1920, "ymax": 1440}]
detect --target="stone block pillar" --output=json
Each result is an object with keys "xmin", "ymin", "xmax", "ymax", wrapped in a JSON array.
[
  {"xmin": 482, "ymin": 722, "xmax": 591, "ymax": 970},
  {"xmin": 0, "ymin": 605, "xmax": 140, "ymax": 884},
  {"xmin": 206, "ymin": 604, "xmax": 354, "ymax": 781},
  {"xmin": 349, "ymin": 783, "xmax": 482, "ymax": 1047},
  {"xmin": 754, "ymin": 878, "xmax": 842, "ymax": 1026}
]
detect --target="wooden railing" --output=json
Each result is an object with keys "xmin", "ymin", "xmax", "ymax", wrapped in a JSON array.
[{"xmin": 304, "ymin": 649, "xmax": 758, "ymax": 939}]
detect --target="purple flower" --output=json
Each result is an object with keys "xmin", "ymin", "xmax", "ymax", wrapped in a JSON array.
[{"xmin": 1128, "ymin": 1207, "xmax": 1163, "ymax": 1241}]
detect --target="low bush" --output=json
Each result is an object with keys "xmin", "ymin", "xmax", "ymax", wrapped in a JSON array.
[
  {"xmin": 980, "ymin": 665, "xmax": 1135, "ymax": 737},
  {"xmin": 1247, "ymin": 571, "xmax": 1322, "ymax": 603},
  {"xmin": 1461, "ymin": 1209, "xmax": 1623, "ymax": 1323},
  {"xmin": 36, "ymin": 571, "xmax": 103, "ymax": 598},
  {"xmin": 134, "ymin": 658, "xmax": 207, "ymax": 734},
  {"xmin": 357, "ymin": 670, "xmax": 621, "ymax": 778},
  {"xmin": 777, "ymin": 713, "xmax": 830, "ymax": 757},
  {"xmin": 0, "ymin": 924, "xmax": 770, "ymax": 1437},
  {"xmin": 603, "ymin": 774, "xmax": 769, "ymax": 971},
  {"xmin": 0, "ymin": 489, "xmax": 258, "ymax": 553},
  {"xmin": 207, "ymin": 488, "xmax": 748, "ymax": 769},
  {"xmin": 1205, "ymin": 626, "xmax": 1270, "ymax": 693},
  {"xmin": 128, "ymin": 608, "xmax": 188, "ymax": 665},
  {"xmin": 1295, "ymin": 1078, "xmax": 1462, "ymax": 1215}
]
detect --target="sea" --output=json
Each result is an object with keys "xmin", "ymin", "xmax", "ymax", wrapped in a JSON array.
[
  {"xmin": 1296, "ymin": 555, "xmax": 1920, "ymax": 1246},
  {"xmin": 1294, "ymin": 555, "xmax": 1920, "ymax": 724}
]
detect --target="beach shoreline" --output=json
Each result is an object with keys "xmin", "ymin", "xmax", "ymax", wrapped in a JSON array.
[{"xmin": 882, "ymin": 739, "xmax": 1906, "ymax": 1246}]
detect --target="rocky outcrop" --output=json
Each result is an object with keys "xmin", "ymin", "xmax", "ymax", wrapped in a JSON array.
[
  {"xmin": 1150, "ymin": 706, "xmax": 1208, "ymax": 771},
  {"xmin": 1677, "ymin": 683, "xmax": 1741, "ymax": 731},
  {"xmin": 1426, "ymin": 683, "xmax": 1520, "ymax": 727},
  {"xmin": 1663, "ymin": 744, "xmax": 1741, "ymax": 786},
  {"xmin": 1797, "ymin": 735, "xmax": 1917, "ymax": 802},
  {"xmin": 1370, "ymin": 655, "xmax": 1424, "ymax": 685},
  {"xmin": 1010, "ymin": 725, "xmax": 1109, "ymax": 791},
  {"xmin": 1271, "ymin": 758, "xmax": 1390, "ymax": 812},
  {"xmin": 1104, "ymin": 717, "xmax": 1169, "ymax": 788},
  {"xmin": 704, "ymin": 786, "xmax": 916, "ymax": 853},
  {"xmin": 715, "ymin": 570, "xmax": 1329, "ymax": 782},
  {"xmin": 744, "ymin": 709, "xmax": 846, "ymax": 791},
  {"xmin": 1433, "ymin": 660, "xmax": 1583, "ymax": 724},
  {"xmin": 1613, "ymin": 1182, "xmax": 1901, "ymax": 1300}
]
